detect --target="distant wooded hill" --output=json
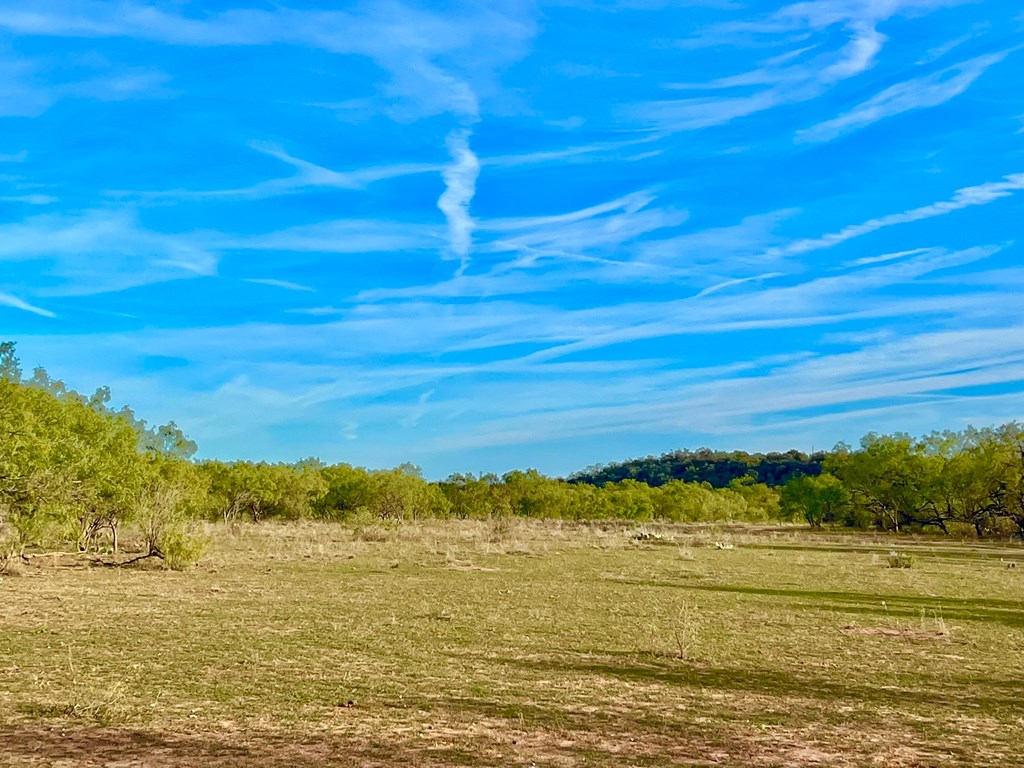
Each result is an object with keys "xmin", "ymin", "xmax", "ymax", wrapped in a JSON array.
[{"xmin": 568, "ymin": 449, "xmax": 827, "ymax": 489}]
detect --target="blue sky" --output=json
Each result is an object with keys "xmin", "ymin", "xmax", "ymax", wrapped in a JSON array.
[{"xmin": 2, "ymin": 0, "xmax": 1023, "ymax": 478}]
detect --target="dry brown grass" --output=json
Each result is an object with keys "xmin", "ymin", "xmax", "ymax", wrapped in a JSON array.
[{"xmin": 1, "ymin": 519, "xmax": 1023, "ymax": 767}]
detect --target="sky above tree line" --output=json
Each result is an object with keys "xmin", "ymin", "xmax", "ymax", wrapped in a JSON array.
[{"xmin": 1, "ymin": 0, "xmax": 1022, "ymax": 478}]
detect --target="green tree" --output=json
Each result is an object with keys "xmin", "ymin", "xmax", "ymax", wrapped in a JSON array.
[
  {"xmin": 827, "ymin": 434, "xmax": 947, "ymax": 532},
  {"xmin": 440, "ymin": 473, "xmax": 501, "ymax": 519},
  {"xmin": 316, "ymin": 464, "xmax": 373, "ymax": 520},
  {"xmin": 366, "ymin": 466, "xmax": 449, "ymax": 521},
  {"xmin": 780, "ymin": 474, "xmax": 850, "ymax": 527}
]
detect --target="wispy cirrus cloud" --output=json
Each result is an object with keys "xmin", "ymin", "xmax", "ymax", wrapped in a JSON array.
[
  {"xmin": 0, "ymin": 194, "xmax": 58, "ymax": 205},
  {"xmin": 845, "ymin": 248, "xmax": 933, "ymax": 268},
  {"xmin": 6, "ymin": 2, "xmax": 533, "ymax": 279},
  {"xmin": 916, "ymin": 28, "xmax": 987, "ymax": 64},
  {"xmin": 121, "ymin": 141, "xmax": 443, "ymax": 202},
  {"xmin": 115, "ymin": 135, "xmax": 665, "ymax": 205},
  {"xmin": 0, "ymin": 2, "xmax": 536, "ymax": 120},
  {"xmin": 25, "ymin": 246, "xmax": 1002, "ymax": 372},
  {"xmin": 243, "ymin": 278, "xmax": 315, "ymax": 293},
  {"xmin": 428, "ymin": 321, "xmax": 1024, "ymax": 453},
  {"xmin": 631, "ymin": 172, "xmax": 1024, "ymax": 306},
  {"xmin": 798, "ymin": 48, "xmax": 1019, "ymax": 142},
  {"xmin": 637, "ymin": 210, "xmax": 795, "ymax": 269},
  {"xmin": 0, "ymin": 209, "xmax": 217, "ymax": 295},
  {"xmin": 3, "ymin": 0, "xmax": 1022, "ymax": 476},
  {"xmin": 357, "ymin": 168, "xmax": 1024, "ymax": 304},
  {"xmin": 0, "ymin": 47, "xmax": 171, "ymax": 119},
  {"xmin": 695, "ymin": 272, "xmax": 785, "ymax": 298},
  {"xmin": 511, "ymin": 245, "xmax": 1003, "ymax": 363},
  {"xmin": 219, "ymin": 219, "xmax": 439, "ymax": 254},
  {"xmin": 483, "ymin": 135, "xmax": 661, "ymax": 168},
  {"xmin": 356, "ymin": 190, "xmax": 687, "ymax": 300},
  {"xmin": 483, "ymin": 191, "xmax": 686, "ymax": 260},
  {"xmin": 0, "ymin": 291, "xmax": 56, "ymax": 318},
  {"xmin": 633, "ymin": 0, "xmax": 967, "ymax": 131},
  {"xmin": 766, "ymin": 173, "xmax": 1024, "ymax": 258}
]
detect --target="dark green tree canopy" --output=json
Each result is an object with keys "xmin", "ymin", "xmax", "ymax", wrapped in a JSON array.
[{"xmin": 569, "ymin": 448, "xmax": 826, "ymax": 488}]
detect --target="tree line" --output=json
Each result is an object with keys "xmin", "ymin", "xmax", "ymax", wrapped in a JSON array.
[
  {"xmin": 571, "ymin": 432, "xmax": 1024, "ymax": 537},
  {"xmin": 0, "ymin": 342, "xmax": 784, "ymax": 567},
  {"xmin": 3, "ymin": 341, "xmax": 1023, "ymax": 570},
  {"xmin": 569, "ymin": 448, "xmax": 826, "ymax": 488}
]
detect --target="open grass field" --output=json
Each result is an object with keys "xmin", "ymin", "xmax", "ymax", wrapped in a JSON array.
[{"xmin": 2, "ymin": 520, "xmax": 1023, "ymax": 767}]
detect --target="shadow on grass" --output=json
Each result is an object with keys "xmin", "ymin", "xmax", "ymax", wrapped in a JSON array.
[
  {"xmin": 481, "ymin": 653, "xmax": 1023, "ymax": 718},
  {"xmin": 0, "ymin": 724, "xmax": 486, "ymax": 768},
  {"xmin": 411, "ymin": 695, "xmax": 749, "ymax": 767},
  {"xmin": 739, "ymin": 542, "xmax": 1024, "ymax": 564},
  {"xmin": 688, "ymin": 583, "xmax": 1024, "ymax": 629},
  {"xmin": 425, "ymin": 663, "xmax": 992, "ymax": 767},
  {"xmin": 606, "ymin": 578, "xmax": 1024, "ymax": 629}
]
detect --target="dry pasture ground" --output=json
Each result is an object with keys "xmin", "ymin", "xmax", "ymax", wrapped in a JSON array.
[{"xmin": 1, "ymin": 520, "xmax": 1023, "ymax": 767}]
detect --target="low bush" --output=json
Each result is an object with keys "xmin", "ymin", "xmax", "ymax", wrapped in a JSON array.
[{"xmin": 886, "ymin": 550, "xmax": 914, "ymax": 569}]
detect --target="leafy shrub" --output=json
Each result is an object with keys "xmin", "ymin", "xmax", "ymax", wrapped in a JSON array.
[{"xmin": 157, "ymin": 522, "xmax": 209, "ymax": 570}]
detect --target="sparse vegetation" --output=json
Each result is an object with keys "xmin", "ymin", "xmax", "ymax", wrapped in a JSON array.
[
  {"xmin": 2, "ymin": 521, "xmax": 1023, "ymax": 767},
  {"xmin": 887, "ymin": 550, "xmax": 915, "ymax": 569}
]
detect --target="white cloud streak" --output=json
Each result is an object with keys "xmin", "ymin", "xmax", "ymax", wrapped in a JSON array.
[
  {"xmin": 695, "ymin": 272, "xmax": 784, "ymax": 298},
  {"xmin": 511, "ymin": 245, "xmax": 1002, "ymax": 363},
  {"xmin": 0, "ymin": 194, "xmax": 58, "ymax": 205},
  {"xmin": 117, "ymin": 135, "xmax": 665, "ymax": 204},
  {"xmin": 0, "ymin": 2, "xmax": 535, "ymax": 122},
  {"xmin": 768, "ymin": 174, "xmax": 1024, "ymax": 258},
  {"xmin": 358, "ymin": 168, "xmax": 1024, "ymax": 303},
  {"xmin": 437, "ymin": 129, "xmax": 481, "ymax": 269},
  {"xmin": 10, "ymin": 233, "xmax": 1019, "ymax": 471},
  {"xmin": 219, "ymin": 220, "xmax": 439, "ymax": 254},
  {"xmin": 635, "ymin": 0, "xmax": 975, "ymax": 131},
  {"xmin": 0, "ymin": 292, "xmax": 56, "ymax": 318},
  {"xmin": 0, "ymin": 209, "xmax": 218, "ymax": 295},
  {"xmin": 428, "ymin": 323, "xmax": 1024, "ymax": 453},
  {"xmin": 243, "ymin": 278, "xmax": 316, "ymax": 293},
  {"xmin": 798, "ymin": 49, "xmax": 1019, "ymax": 142},
  {"xmin": 135, "ymin": 142, "xmax": 444, "ymax": 202}
]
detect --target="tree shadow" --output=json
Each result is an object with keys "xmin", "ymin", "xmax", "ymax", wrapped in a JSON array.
[
  {"xmin": 483, "ymin": 653, "xmax": 1023, "ymax": 717},
  {"xmin": 0, "ymin": 724, "xmax": 486, "ymax": 768},
  {"xmin": 605, "ymin": 577, "xmax": 1024, "ymax": 628}
]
